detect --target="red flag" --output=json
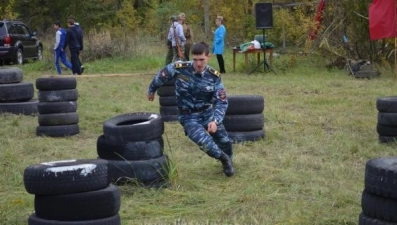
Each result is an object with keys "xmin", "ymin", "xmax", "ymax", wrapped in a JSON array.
[{"xmin": 369, "ymin": 0, "xmax": 396, "ymax": 40}]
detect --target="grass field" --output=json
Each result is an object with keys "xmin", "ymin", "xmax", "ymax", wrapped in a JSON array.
[{"xmin": 1, "ymin": 50, "xmax": 396, "ymax": 225}]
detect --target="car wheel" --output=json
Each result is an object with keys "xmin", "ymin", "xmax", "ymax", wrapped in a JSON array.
[
  {"xmin": 15, "ymin": 48, "xmax": 23, "ymax": 65},
  {"xmin": 36, "ymin": 46, "xmax": 43, "ymax": 61}
]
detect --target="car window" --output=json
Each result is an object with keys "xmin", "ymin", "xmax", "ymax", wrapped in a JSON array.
[
  {"xmin": 8, "ymin": 24, "xmax": 17, "ymax": 35},
  {"xmin": 0, "ymin": 22, "xmax": 5, "ymax": 35},
  {"xmin": 15, "ymin": 25, "xmax": 29, "ymax": 35}
]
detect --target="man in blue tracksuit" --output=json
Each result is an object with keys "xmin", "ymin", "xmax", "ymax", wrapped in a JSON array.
[
  {"xmin": 53, "ymin": 21, "xmax": 72, "ymax": 75},
  {"xmin": 63, "ymin": 18, "xmax": 83, "ymax": 75},
  {"xmin": 147, "ymin": 42, "xmax": 234, "ymax": 177}
]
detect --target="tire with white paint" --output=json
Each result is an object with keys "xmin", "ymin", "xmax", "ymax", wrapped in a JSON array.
[
  {"xmin": 24, "ymin": 159, "xmax": 108, "ymax": 195},
  {"xmin": 38, "ymin": 89, "xmax": 78, "ymax": 102},
  {"xmin": 37, "ymin": 101, "xmax": 77, "ymax": 114},
  {"xmin": 103, "ymin": 112, "xmax": 163, "ymax": 142}
]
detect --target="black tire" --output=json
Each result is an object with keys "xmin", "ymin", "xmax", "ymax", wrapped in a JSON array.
[
  {"xmin": 38, "ymin": 112, "xmax": 79, "ymax": 126},
  {"xmin": 0, "ymin": 82, "xmax": 34, "ymax": 102},
  {"xmin": 36, "ymin": 77, "xmax": 77, "ymax": 90},
  {"xmin": 161, "ymin": 114, "xmax": 178, "ymax": 122},
  {"xmin": 227, "ymin": 129, "xmax": 265, "ymax": 143},
  {"xmin": 159, "ymin": 96, "xmax": 177, "ymax": 106},
  {"xmin": 377, "ymin": 124, "xmax": 397, "ymax": 136},
  {"xmin": 379, "ymin": 135, "xmax": 397, "ymax": 144},
  {"xmin": 14, "ymin": 48, "xmax": 23, "ymax": 65},
  {"xmin": 163, "ymin": 78, "xmax": 176, "ymax": 86},
  {"xmin": 38, "ymin": 89, "xmax": 78, "ymax": 102},
  {"xmin": 157, "ymin": 86, "xmax": 175, "ymax": 97},
  {"xmin": 377, "ymin": 96, "xmax": 397, "ymax": 113},
  {"xmin": 107, "ymin": 155, "xmax": 169, "ymax": 185},
  {"xmin": 0, "ymin": 67, "xmax": 23, "ymax": 84},
  {"xmin": 24, "ymin": 158, "xmax": 108, "ymax": 195},
  {"xmin": 223, "ymin": 114, "xmax": 264, "ymax": 131},
  {"xmin": 226, "ymin": 95, "xmax": 264, "ymax": 115},
  {"xmin": 97, "ymin": 135, "xmax": 164, "ymax": 160},
  {"xmin": 362, "ymin": 190, "xmax": 397, "ymax": 222},
  {"xmin": 36, "ymin": 124, "xmax": 80, "ymax": 137},
  {"xmin": 365, "ymin": 157, "xmax": 397, "ymax": 199},
  {"xmin": 103, "ymin": 112, "xmax": 164, "ymax": 142},
  {"xmin": 160, "ymin": 105, "xmax": 178, "ymax": 115},
  {"xmin": 358, "ymin": 212, "xmax": 397, "ymax": 225},
  {"xmin": 28, "ymin": 213, "xmax": 121, "ymax": 225},
  {"xmin": 37, "ymin": 101, "xmax": 77, "ymax": 114},
  {"xmin": 378, "ymin": 112, "xmax": 397, "ymax": 126},
  {"xmin": 35, "ymin": 184, "xmax": 120, "ymax": 221},
  {"xmin": 0, "ymin": 99, "xmax": 38, "ymax": 115}
]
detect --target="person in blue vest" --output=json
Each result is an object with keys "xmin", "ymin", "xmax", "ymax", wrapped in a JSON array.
[
  {"xmin": 147, "ymin": 42, "xmax": 235, "ymax": 177},
  {"xmin": 53, "ymin": 21, "xmax": 72, "ymax": 75}
]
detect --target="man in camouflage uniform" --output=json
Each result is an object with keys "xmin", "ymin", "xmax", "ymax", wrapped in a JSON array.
[
  {"xmin": 147, "ymin": 42, "xmax": 234, "ymax": 177},
  {"xmin": 179, "ymin": 12, "xmax": 193, "ymax": 61}
]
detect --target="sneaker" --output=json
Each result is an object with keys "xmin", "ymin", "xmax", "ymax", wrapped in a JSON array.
[{"xmin": 80, "ymin": 65, "xmax": 84, "ymax": 74}]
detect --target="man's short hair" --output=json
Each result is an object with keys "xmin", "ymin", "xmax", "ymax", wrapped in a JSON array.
[
  {"xmin": 67, "ymin": 18, "xmax": 75, "ymax": 25},
  {"xmin": 191, "ymin": 42, "xmax": 210, "ymax": 55},
  {"xmin": 54, "ymin": 21, "xmax": 62, "ymax": 27}
]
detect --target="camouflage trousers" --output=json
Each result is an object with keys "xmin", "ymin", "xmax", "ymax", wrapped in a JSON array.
[
  {"xmin": 178, "ymin": 108, "xmax": 233, "ymax": 159},
  {"xmin": 172, "ymin": 46, "xmax": 186, "ymax": 62}
]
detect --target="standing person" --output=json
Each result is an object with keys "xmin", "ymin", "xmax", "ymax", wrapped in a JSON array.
[
  {"xmin": 53, "ymin": 21, "xmax": 72, "ymax": 75},
  {"xmin": 67, "ymin": 15, "xmax": 84, "ymax": 74},
  {"xmin": 165, "ymin": 15, "xmax": 176, "ymax": 65},
  {"xmin": 147, "ymin": 42, "xmax": 235, "ymax": 177},
  {"xmin": 167, "ymin": 15, "xmax": 186, "ymax": 61},
  {"xmin": 179, "ymin": 12, "xmax": 193, "ymax": 61},
  {"xmin": 63, "ymin": 18, "xmax": 83, "ymax": 75},
  {"xmin": 212, "ymin": 16, "xmax": 226, "ymax": 74}
]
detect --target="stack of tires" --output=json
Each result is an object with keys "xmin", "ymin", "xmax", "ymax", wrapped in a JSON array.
[
  {"xmin": 23, "ymin": 159, "xmax": 121, "ymax": 225},
  {"xmin": 359, "ymin": 157, "xmax": 397, "ymax": 225},
  {"xmin": 98, "ymin": 112, "xmax": 170, "ymax": 187},
  {"xmin": 0, "ymin": 67, "xmax": 38, "ymax": 115},
  {"xmin": 158, "ymin": 78, "xmax": 178, "ymax": 122},
  {"xmin": 224, "ymin": 95, "xmax": 265, "ymax": 143},
  {"xmin": 376, "ymin": 96, "xmax": 397, "ymax": 143},
  {"xmin": 36, "ymin": 77, "xmax": 79, "ymax": 137}
]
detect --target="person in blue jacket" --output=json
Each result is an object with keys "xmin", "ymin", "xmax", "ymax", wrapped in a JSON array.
[
  {"xmin": 53, "ymin": 21, "xmax": 72, "ymax": 75},
  {"xmin": 147, "ymin": 42, "xmax": 235, "ymax": 177},
  {"xmin": 212, "ymin": 16, "xmax": 226, "ymax": 74}
]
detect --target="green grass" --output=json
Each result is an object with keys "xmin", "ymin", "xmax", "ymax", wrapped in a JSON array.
[{"xmin": 1, "ymin": 50, "xmax": 396, "ymax": 224}]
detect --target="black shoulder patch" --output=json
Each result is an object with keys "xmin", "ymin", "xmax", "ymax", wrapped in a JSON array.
[
  {"xmin": 174, "ymin": 62, "xmax": 191, "ymax": 69},
  {"xmin": 208, "ymin": 67, "xmax": 220, "ymax": 77}
]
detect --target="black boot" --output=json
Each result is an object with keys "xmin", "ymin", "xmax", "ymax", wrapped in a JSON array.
[{"xmin": 218, "ymin": 152, "xmax": 235, "ymax": 177}]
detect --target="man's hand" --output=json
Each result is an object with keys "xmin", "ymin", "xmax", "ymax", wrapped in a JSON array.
[
  {"xmin": 207, "ymin": 121, "xmax": 217, "ymax": 134},
  {"xmin": 147, "ymin": 93, "xmax": 155, "ymax": 101}
]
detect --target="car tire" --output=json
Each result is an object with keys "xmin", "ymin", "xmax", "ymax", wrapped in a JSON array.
[
  {"xmin": 0, "ymin": 82, "xmax": 34, "ymax": 102},
  {"xmin": 226, "ymin": 95, "xmax": 264, "ymax": 115},
  {"xmin": 36, "ymin": 124, "xmax": 80, "ymax": 137},
  {"xmin": 37, "ymin": 101, "xmax": 77, "ymax": 114},
  {"xmin": 14, "ymin": 48, "xmax": 23, "ymax": 65},
  {"xmin": 103, "ymin": 112, "xmax": 164, "ymax": 142},
  {"xmin": 28, "ymin": 213, "xmax": 121, "ymax": 225},
  {"xmin": 36, "ymin": 77, "xmax": 77, "ymax": 90},
  {"xmin": 0, "ymin": 67, "xmax": 23, "ymax": 84},
  {"xmin": 38, "ymin": 89, "xmax": 78, "ymax": 102},
  {"xmin": 38, "ymin": 112, "xmax": 79, "ymax": 126},
  {"xmin": 97, "ymin": 135, "xmax": 164, "ymax": 160},
  {"xmin": 106, "ymin": 155, "xmax": 169, "ymax": 185},
  {"xmin": 227, "ymin": 129, "xmax": 265, "ymax": 143},
  {"xmin": 24, "ymin": 158, "xmax": 109, "ymax": 195},
  {"xmin": 0, "ymin": 99, "xmax": 38, "ymax": 115},
  {"xmin": 365, "ymin": 157, "xmax": 397, "ymax": 199}
]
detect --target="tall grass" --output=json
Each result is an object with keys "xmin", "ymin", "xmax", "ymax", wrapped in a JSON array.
[{"xmin": 0, "ymin": 48, "xmax": 396, "ymax": 224}]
